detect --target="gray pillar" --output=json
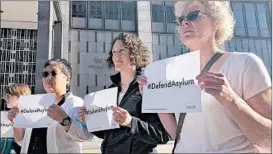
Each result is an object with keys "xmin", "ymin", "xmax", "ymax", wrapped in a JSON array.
[
  {"xmin": 59, "ymin": 1, "xmax": 70, "ymax": 60},
  {"xmin": 53, "ymin": 21, "xmax": 63, "ymax": 59},
  {"xmin": 35, "ymin": 1, "xmax": 54, "ymax": 94},
  {"xmin": 137, "ymin": 1, "xmax": 153, "ymax": 62}
]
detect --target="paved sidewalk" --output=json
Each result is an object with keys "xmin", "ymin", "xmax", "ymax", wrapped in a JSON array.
[{"xmin": 82, "ymin": 137, "xmax": 174, "ymax": 153}]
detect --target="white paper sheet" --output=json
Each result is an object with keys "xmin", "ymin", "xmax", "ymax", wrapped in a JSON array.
[
  {"xmin": 1, "ymin": 111, "xmax": 14, "ymax": 137},
  {"xmin": 84, "ymin": 87, "xmax": 120, "ymax": 132},
  {"xmin": 142, "ymin": 51, "xmax": 202, "ymax": 113},
  {"xmin": 13, "ymin": 93, "xmax": 55, "ymax": 128}
]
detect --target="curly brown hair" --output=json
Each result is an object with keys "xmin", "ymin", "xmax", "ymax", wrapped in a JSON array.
[{"xmin": 107, "ymin": 33, "xmax": 150, "ymax": 69}]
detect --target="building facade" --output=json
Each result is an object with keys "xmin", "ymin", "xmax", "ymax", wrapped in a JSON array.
[
  {"xmin": 0, "ymin": 1, "xmax": 39, "ymax": 98},
  {"xmin": 0, "ymin": 1, "xmax": 271, "ymax": 99},
  {"xmin": 0, "ymin": 1, "xmax": 63, "ymax": 98},
  {"xmin": 69, "ymin": 1, "xmax": 272, "ymax": 98}
]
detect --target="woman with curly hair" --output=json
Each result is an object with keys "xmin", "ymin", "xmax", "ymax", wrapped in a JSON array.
[{"xmin": 73, "ymin": 33, "xmax": 170, "ymax": 154}]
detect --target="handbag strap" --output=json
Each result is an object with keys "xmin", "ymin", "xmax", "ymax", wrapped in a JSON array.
[{"xmin": 172, "ymin": 52, "xmax": 224, "ymax": 153}]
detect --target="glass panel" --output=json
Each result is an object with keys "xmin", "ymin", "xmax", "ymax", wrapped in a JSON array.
[
  {"xmin": 260, "ymin": 29, "xmax": 270, "ymax": 37},
  {"xmin": 167, "ymin": 35, "xmax": 174, "ymax": 45},
  {"xmin": 121, "ymin": 2, "xmax": 135, "ymax": 21},
  {"xmin": 235, "ymin": 28, "xmax": 246, "ymax": 36},
  {"xmin": 234, "ymin": 10, "xmax": 245, "ymax": 27},
  {"xmin": 160, "ymin": 45, "xmax": 167, "ymax": 59},
  {"xmin": 152, "ymin": 4, "xmax": 164, "ymax": 22},
  {"xmin": 245, "ymin": 12, "xmax": 257, "ymax": 28},
  {"xmin": 72, "ymin": 1, "xmax": 86, "ymax": 18},
  {"xmin": 105, "ymin": 2, "xmax": 119, "ymax": 20},
  {"xmin": 152, "ymin": 34, "xmax": 159, "ymax": 45},
  {"xmin": 248, "ymin": 28, "xmax": 258, "ymax": 37},
  {"xmin": 231, "ymin": 2, "xmax": 243, "ymax": 11},
  {"xmin": 235, "ymin": 39, "xmax": 243, "ymax": 52},
  {"xmin": 89, "ymin": 1, "xmax": 102, "ymax": 19},
  {"xmin": 257, "ymin": 13, "xmax": 268, "ymax": 29},
  {"xmin": 159, "ymin": 35, "xmax": 166, "ymax": 45},
  {"xmin": 121, "ymin": 2, "xmax": 136, "ymax": 31},
  {"xmin": 244, "ymin": 3, "xmax": 258, "ymax": 36},
  {"xmin": 256, "ymin": 3, "xmax": 266, "ymax": 13},
  {"xmin": 242, "ymin": 39, "xmax": 249, "ymax": 52},
  {"xmin": 248, "ymin": 39, "xmax": 256, "ymax": 54},
  {"xmin": 228, "ymin": 39, "xmax": 236, "ymax": 51},
  {"xmin": 166, "ymin": 6, "xmax": 175, "ymax": 23}
]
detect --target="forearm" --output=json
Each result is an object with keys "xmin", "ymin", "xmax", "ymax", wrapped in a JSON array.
[
  {"xmin": 128, "ymin": 116, "xmax": 169, "ymax": 144},
  {"xmin": 158, "ymin": 113, "xmax": 177, "ymax": 140},
  {"xmin": 13, "ymin": 128, "xmax": 25, "ymax": 143},
  {"xmin": 224, "ymin": 97, "xmax": 272, "ymax": 150},
  {"xmin": 64, "ymin": 119, "xmax": 93, "ymax": 141}
]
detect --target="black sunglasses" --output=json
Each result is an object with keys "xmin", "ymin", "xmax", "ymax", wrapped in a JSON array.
[
  {"xmin": 175, "ymin": 10, "xmax": 203, "ymax": 26},
  {"xmin": 42, "ymin": 70, "xmax": 57, "ymax": 78}
]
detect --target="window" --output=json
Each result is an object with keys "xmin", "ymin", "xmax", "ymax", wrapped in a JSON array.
[
  {"xmin": 232, "ymin": 2, "xmax": 246, "ymax": 36},
  {"xmin": 244, "ymin": 3, "xmax": 259, "ymax": 37},
  {"xmin": 152, "ymin": 4, "xmax": 164, "ymax": 22},
  {"xmin": 106, "ymin": 2, "xmax": 119, "ymax": 20},
  {"xmin": 121, "ymin": 2, "xmax": 135, "ymax": 21},
  {"xmin": 72, "ymin": 1, "xmax": 136, "ymax": 31},
  {"xmin": 72, "ymin": 1, "xmax": 87, "ymax": 18},
  {"xmin": 89, "ymin": 1, "xmax": 102, "ymax": 19},
  {"xmin": 231, "ymin": 2, "xmax": 271, "ymax": 37},
  {"xmin": 256, "ymin": 4, "xmax": 270, "ymax": 37},
  {"xmin": 166, "ymin": 5, "xmax": 175, "ymax": 23},
  {"xmin": 151, "ymin": 2, "xmax": 177, "ymax": 33}
]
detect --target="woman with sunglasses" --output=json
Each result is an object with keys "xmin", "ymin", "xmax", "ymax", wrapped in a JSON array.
[
  {"xmin": 8, "ymin": 59, "xmax": 85, "ymax": 153},
  {"xmin": 71, "ymin": 33, "xmax": 170, "ymax": 154},
  {"xmin": 139, "ymin": 1, "xmax": 271, "ymax": 153},
  {"xmin": 1, "ymin": 83, "xmax": 31, "ymax": 154}
]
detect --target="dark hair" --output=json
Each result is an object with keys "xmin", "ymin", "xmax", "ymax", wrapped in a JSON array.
[
  {"xmin": 106, "ymin": 33, "xmax": 150, "ymax": 69},
  {"xmin": 43, "ymin": 58, "xmax": 72, "ymax": 91}
]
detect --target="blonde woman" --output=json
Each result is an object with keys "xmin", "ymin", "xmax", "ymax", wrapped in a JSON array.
[
  {"xmin": 1, "ymin": 83, "xmax": 31, "ymax": 154},
  {"xmin": 138, "ymin": 1, "xmax": 272, "ymax": 153}
]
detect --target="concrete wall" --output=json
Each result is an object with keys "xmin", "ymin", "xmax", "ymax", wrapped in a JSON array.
[{"xmin": 1, "ymin": 1, "xmax": 38, "ymax": 29}]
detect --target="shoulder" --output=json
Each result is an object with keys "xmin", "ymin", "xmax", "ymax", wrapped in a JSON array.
[
  {"xmin": 225, "ymin": 52, "xmax": 264, "ymax": 69},
  {"xmin": 228, "ymin": 52, "xmax": 262, "ymax": 61},
  {"xmin": 66, "ymin": 93, "xmax": 84, "ymax": 107}
]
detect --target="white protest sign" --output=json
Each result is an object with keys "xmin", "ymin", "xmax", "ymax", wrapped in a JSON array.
[
  {"xmin": 142, "ymin": 51, "xmax": 201, "ymax": 113},
  {"xmin": 1, "ymin": 111, "xmax": 14, "ymax": 137},
  {"xmin": 13, "ymin": 93, "xmax": 55, "ymax": 128},
  {"xmin": 84, "ymin": 87, "xmax": 120, "ymax": 132}
]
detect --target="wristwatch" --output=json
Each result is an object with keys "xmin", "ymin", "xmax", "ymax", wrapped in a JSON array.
[{"xmin": 60, "ymin": 116, "xmax": 71, "ymax": 126}]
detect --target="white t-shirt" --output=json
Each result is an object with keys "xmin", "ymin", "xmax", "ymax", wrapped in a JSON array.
[
  {"xmin": 175, "ymin": 52, "xmax": 271, "ymax": 153},
  {"xmin": 118, "ymin": 92, "xmax": 125, "ymax": 105}
]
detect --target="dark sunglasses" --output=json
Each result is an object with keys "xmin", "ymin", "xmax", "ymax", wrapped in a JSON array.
[
  {"xmin": 42, "ymin": 70, "xmax": 57, "ymax": 78},
  {"xmin": 175, "ymin": 10, "xmax": 204, "ymax": 26}
]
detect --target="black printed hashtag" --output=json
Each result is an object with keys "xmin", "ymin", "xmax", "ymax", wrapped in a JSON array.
[{"xmin": 148, "ymin": 84, "xmax": 151, "ymax": 89}]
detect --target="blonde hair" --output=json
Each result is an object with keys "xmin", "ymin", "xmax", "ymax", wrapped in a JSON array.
[
  {"xmin": 174, "ymin": 1, "xmax": 235, "ymax": 45},
  {"xmin": 5, "ymin": 83, "xmax": 31, "ymax": 97}
]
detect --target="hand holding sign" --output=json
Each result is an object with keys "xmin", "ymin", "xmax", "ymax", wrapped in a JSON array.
[
  {"xmin": 8, "ymin": 106, "xmax": 20, "ymax": 123},
  {"xmin": 13, "ymin": 93, "xmax": 55, "ymax": 128},
  {"xmin": 78, "ymin": 107, "xmax": 87, "ymax": 123},
  {"xmin": 112, "ymin": 106, "xmax": 132, "ymax": 127},
  {"xmin": 138, "ymin": 76, "xmax": 148, "ymax": 95},
  {"xmin": 142, "ymin": 51, "xmax": 201, "ymax": 113},
  {"xmin": 84, "ymin": 87, "xmax": 120, "ymax": 132},
  {"xmin": 47, "ymin": 104, "xmax": 68, "ymax": 123}
]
